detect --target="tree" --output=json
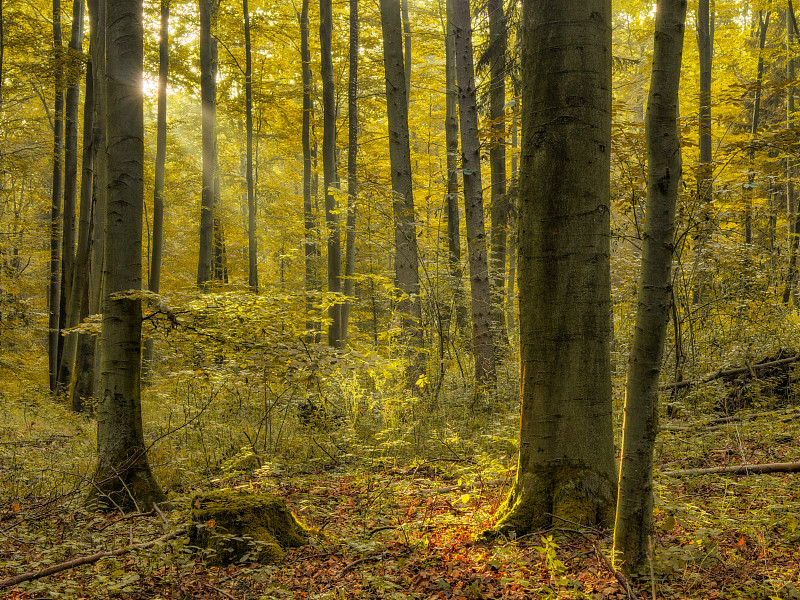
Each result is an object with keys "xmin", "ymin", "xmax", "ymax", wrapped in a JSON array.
[
  {"xmin": 320, "ymin": 0, "xmax": 342, "ymax": 347},
  {"xmin": 379, "ymin": 0, "xmax": 424, "ymax": 385},
  {"xmin": 613, "ymin": 0, "xmax": 687, "ymax": 574},
  {"xmin": 197, "ymin": 0, "xmax": 219, "ymax": 289},
  {"xmin": 490, "ymin": 0, "xmax": 616, "ymax": 536},
  {"xmin": 784, "ymin": 4, "xmax": 799, "ymax": 305},
  {"xmin": 244, "ymin": 0, "xmax": 257, "ymax": 291},
  {"xmin": 341, "ymin": 0, "xmax": 358, "ymax": 343},
  {"xmin": 90, "ymin": 0, "xmax": 164, "ymax": 511},
  {"xmin": 452, "ymin": 0, "xmax": 496, "ymax": 387}
]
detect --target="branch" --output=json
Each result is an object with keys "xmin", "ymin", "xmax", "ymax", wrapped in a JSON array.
[
  {"xmin": 660, "ymin": 356, "xmax": 800, "ymax": 390},
  {"xmin": 661, "ymin": 461, "xmax": 800, "ymax": 477},
  {"xmin": 0, "ymin": 527, "xmax": 185, "ymax": 588}
]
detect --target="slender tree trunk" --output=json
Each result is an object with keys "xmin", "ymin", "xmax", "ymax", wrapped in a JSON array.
[
  {"xmin": 49, "ymin": 0, "xmax": 64, "ymax": 394},
  {"xmin": 197, "ymin": 0, "xmax": 218, "ymax": 289},
  {"xmin": 320, "ymin": 0, "xmax": 342, "ymax": 347},
  {"xmin": 301, "ymin": 0, "xmax": 320, "ymax": 339},
  {"xmin": 784, "ymin": 4, "xmax": 799, "ymax": 305},
  {"xmin": 444, "ymin": 0, "xmax": 466, "ymax": 337},
  {"xmin": 491, "ymin": 0, "xmax": 616, "ymax": 537},
  {"xmin": 72, "ymin": 0, "xmax": 105, "ymax": 409},
  {"xmin": 452, "ymin": 0, "xmax": 496, "ymax": 387},
  {"xmin": 488, "ymin": 0, "xmax": 508, "ymax": 349},
  {"xmin": 244, "ymin": 0, "xmax": 257, "ymax": 291},
  {"xmin": 0, "ymin": 0, "xmax": 4, "ymax": 109},
  {"xmin": 61, "ymin": 49, "xmax": 93, "ymax": 402},
  {"xmin": 143, "ymin": 0, "xmax": 169, "ymax": 379},
  {"xmin": 90, "ymin": 0, "xmax": 165, "ymax": 512},
  {"xmin": 342, "ymin": 0, "xmax": 358, "ymax": 343},
  {"xmin": 402, "ymin": 0, "xmax": 411, "ymax": 98},
  {"xmin": 613, "ymin": 0, "xmax": 687, "ymax": 575},
  {"xmin": 506, "ymin": 112, "xmax": 518, "ymax": 339},
  {"xmin": 745, "ymin": 10, "xmax": 770, "ymax": 245},
  {"xmin": 58, "ymin": 0, "xmax": 85, "ymax": 392},
  {"xmin": 379, "ymin": 0, "xmax": 425, "ymax": 387}
]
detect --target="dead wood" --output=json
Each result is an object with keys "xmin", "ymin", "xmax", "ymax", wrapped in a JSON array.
[
  {"xmin": 0, "ymin": 527, "xmax": 184, "ymax": 589},
  {"xmin": 660, "ymin": 355, "xmax": 800, "ymax": 391},
  {"xmin": 661, "ymin": 461, "xmax": 800, "ymax": 477}
]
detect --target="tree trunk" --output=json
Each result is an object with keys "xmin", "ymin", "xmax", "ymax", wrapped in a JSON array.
[
  {"xmin": 61, "ymin": 46, "xmax": 93, "ymax": 402},
  {"xmin": 452, "ymin": 0, "xmax": 496, "ymax": 387},
  {"xmin": 320, "ymin": 0, "xmax": 342, "ymax": 347},
  {"xmin": 379, "ymin": 0, "xmax": 425, "ymax": 387},
  {"xmin": 72, "ymin": 0, "xmax": 106, "ymax": 410},
  {"xmin": 57, "ymin": 0, "xmax": 85, "ymax": 393},
  {"xmin": 488, "ymin": 0, "xmax": 508, "ymax": 350},
  {"xmin": 506, "ymin": 113, "xmax": 518, "ymax": 339},
  {"xmin": 745, "ymin": 10, "xmax": 770, "ymax": 245},
  {"xmin": 197, "ymin": 0, "xmax": 218, "ymax": 289},
  {"xmin": 696, "ymin": 0, "xmax": 712, "ymax": 201},
  {"xmin": 49, "ymin": 0, "xmax": 64, "ymax": 394},
  {"xmin": 301, "ymin": 0, "xmax": 320, "ymax": 339},
  {"xmin": 402, "ymin": 0, "xmax": 411, "ymax": 98},
  {"xmin": 143, "ymin": 0, "xmax": 169, "ymax": 380},
  {"xmin": 613, "ymin": 0, "xmax": 687, "ymax": 575},
  {"xmin": 90, "ymin": 0, "xmax": 164, "ymax": 512},
  {"xmin": 342, "ymin": 0, "xmax": 358, "ymax": 343},
  {"xmin": 784, "ymin": 5, "xmax": 799, "ymax": 305},
  {"xmin": 244, "ymin": 0, "xmax": 257, "ymax": 292},
  {"xmin": 444, "ymin": 0, "xmax": 466, "ymax": 337},
  {"xmin": 490, "ymin": 0, "xmax": 616, "ymax": 537}
]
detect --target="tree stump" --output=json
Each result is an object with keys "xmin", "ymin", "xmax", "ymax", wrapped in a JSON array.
[{"xmin": 188, "ymin": 489, "xmax": 307, "ymax": 565}]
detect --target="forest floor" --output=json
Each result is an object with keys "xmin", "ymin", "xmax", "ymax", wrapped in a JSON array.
[{"xmin": 1, "ymin": 402, "xmax": 799, "ymax": 599}]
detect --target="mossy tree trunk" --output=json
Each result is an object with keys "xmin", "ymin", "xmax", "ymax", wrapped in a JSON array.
[
  {"xmin": 492, "ymin": 0, "xmax": 616, "ymax": 536},
  {"xmin": 91, "ymin": 0, "xmax": 164, "ymax": 512},
  {"xmin": 613, "ymin": 0, "xmax": 686, "ymax": 575}
]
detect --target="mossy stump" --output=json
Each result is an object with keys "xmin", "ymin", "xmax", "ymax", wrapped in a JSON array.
[{"xmin": 188, "ymin": 489, "xmax": 307, "ymax": 565}]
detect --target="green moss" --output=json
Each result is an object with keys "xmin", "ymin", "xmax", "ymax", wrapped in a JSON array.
[
  {"xmin": 481, "ymin": 461, "xmax": 615, "ymax": 542},
  {"xmin": 187, "ymin": 489, "xmax": 308, "ymax": 566}
]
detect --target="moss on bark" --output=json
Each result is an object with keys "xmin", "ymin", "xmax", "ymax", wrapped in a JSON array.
[{"xmin": 188, "ymin": 489, "xmax": 308, "ymax": 566}]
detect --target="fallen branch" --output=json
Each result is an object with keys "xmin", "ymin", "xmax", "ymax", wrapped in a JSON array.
[
  {"xmin": 661, "ymin": 461, "xmax": 800, "ymax": 477},
  {"xmin": 660, "ymin": 356, "xmax": 800, "ymax": 391},
  {"xmin": 0, "ymin": 527, "xmax": 185, "ymax": 588},
  {"xmin": 592, "ymin": 541, "xmax": 638, "ymax": 600}
]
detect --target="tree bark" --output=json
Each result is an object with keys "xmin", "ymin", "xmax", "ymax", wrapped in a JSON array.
[
  {"xmin": 90, "ymin": 0, "xmax": 164, "ymax": 511},
  {"xmin": 244, "ymin": 0, "xmax": 257, "ymax": 292},
  {"xmin": 49, "ymin": 0, "xmax": 64, "ymax": 394},
  {"xmin": 745, "ymin": 10, "xmax": 770, "ymax": 245},
  {"xmin": 784, "ymin": 4, "xmax": 799, "ymax": 305},
  {"xmin": 402, "ymin": 0, "xmax": 411, "ymax": 98},
  {"xmin": 320, "ymin": 0, "xmax": 342, "ymax": 347},
  {"xmin": 613, "ymin": 0, "xmax": 687, "ymax": 575},
  {"xmin": 379, "ymin": 0, "xmax": 425, "ymax": 387},
  {"xmin": 342, "ymin": 0, "xmax": 358, "ymax": 343},
  {"xmin": 490, "ymin": 0, "xmax": 616, "ymax": 537},
  {"xmin": 488, "ymin": 0, "xmax": 508, "ymax": 349},
  {"xmin": 197, "ymin": 0, "xmax": 218, "ymax": 289},
  {"xmin": 452, "ymin": 0, "xmax": 496, "ymax": 387}
]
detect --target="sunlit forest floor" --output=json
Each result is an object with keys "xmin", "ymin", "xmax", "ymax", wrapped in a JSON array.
[{"xmin": 1, "ymin": 372, "xmax": 799, "ymax": 599}]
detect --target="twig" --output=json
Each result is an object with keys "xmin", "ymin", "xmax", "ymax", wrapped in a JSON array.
[
  {"xmin": 92, "ymin": 510, "xmax": 155, "ymax": 532},
  {"xmin": 340, "ymin": 553, "xmax": 386, "ymax": 575},
  {"xmin": 368, "ymin": 525, "xmax": 398, "ymax": 537},
  {"xmin": 592, "ymin": 541, "xmax": 638, "ymax": 600},
  {"xmin": 203, "ymin": 583, "xmax": 237, "ymax": 600},
  {"xmin": 0, "ymin": 527, "xmax": 185, "ymax": 588}
]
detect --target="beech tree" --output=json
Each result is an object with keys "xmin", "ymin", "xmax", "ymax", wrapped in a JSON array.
[
  {"xmin": 90, "ymin": 0, "xmax": 164, "ymax": 511},
  {"xmin": 613, "ymin": 0, "xmax": 687, "ymax": 574},
  {"xmin": 491, "ymin": 0, "xmax": 616, "ymax": 535}
]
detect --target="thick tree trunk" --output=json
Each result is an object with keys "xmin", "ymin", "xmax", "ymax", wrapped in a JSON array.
[
  {"xmin": 244, "ymin": 0, "xmax": 257, "ymax": 291},
  {"xmin": 197, "ymin": 0, "xmax": 218, "ymax": 289},
  {"xmin": 491, "ymin": 0, "xmax": 616, "ymax": 537},
  {"xmin": 320, "ymin": 0, "xmax": 342, "ymax": 347},
  {"xmin": 342, "ymin": 0, "xmax": 358, "ymax": 343},
  {"xmin": 488, "ymin": 0, "xmax": 508, "ymax": 350},
  {"xmin": 143, "ymin": 0, "xmax": 169, "ymax": 380},
  {"xmin": 58, "ymin": 0, "xmax": 85, "ymax": 393},
  {"xmin": 402, "ymin": 0, "xmax": 411, "ymax": 98},
  {"xmin": 379, "ymin": 0, "xmax": 425, "ymax": 387},
  {"xmin": 301, "ymin": 0, "xmax": 320, "ymax": 339},
  {"xmin": 60, "ymin": 49, "xmax": 93, "ymax": 401},
  {"xmin": 49, "ymin": 0, "xmax": 64, "ymax": 394},
  {"xmin": 613, "ymin": 0, "xmax": 686, "ymax": 575},
  {"xmin": 452, "ymin": 0, "xmax": 496, "ymax": 387},
  {"xmin": 90, "ymin": 0, "xmax": 164, "ymax": 511}
]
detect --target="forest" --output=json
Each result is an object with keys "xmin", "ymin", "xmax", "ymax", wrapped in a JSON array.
[{"xmin": 1, "ymin": 0, "xmax": 800, "ymax": 597}]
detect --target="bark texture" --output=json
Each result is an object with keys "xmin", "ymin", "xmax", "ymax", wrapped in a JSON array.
[
  {"xmin": 452, "ymin": 0, "xmax": 496, "ymax": 386},
  {"xmin": 613, "ymin": 0, "xmax": 686, "ymax": 575},
  {"xmin": 244, "ymin": 0, "xmax": 257, "ymax": 291},
  {"xmin": 90, "ymin": 0, "xmax": 164, "ymax": 511},
  {"xmin": 492, "ymin": 0, "xmax": 616, "ymax": 536},
  {"xmin": 49, "ymin": 0, "xmax": 64, "ymax": 393},
  {"xmin": 342, "ymin": 0, "xmax": 358, "ymax": 343}
]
